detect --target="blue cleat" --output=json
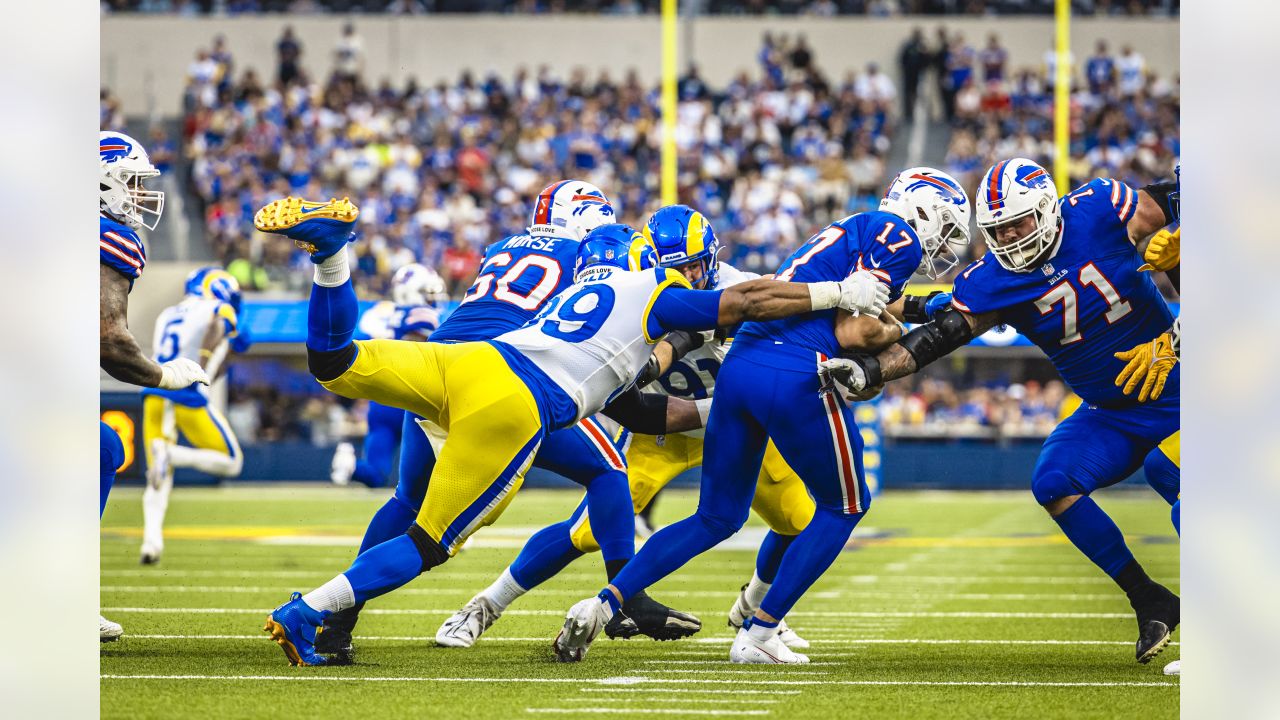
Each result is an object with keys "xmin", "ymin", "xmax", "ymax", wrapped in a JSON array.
[
  {"xmin": 264, "ymin": 592, "xmax": 331, "ymax": 666},
  {"xmin": 254, "ymin": 197, "xmax": 359, "ymax": 263}
]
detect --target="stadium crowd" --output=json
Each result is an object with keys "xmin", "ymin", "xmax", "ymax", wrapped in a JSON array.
[
  {"xmin": 101, "ymin": 22, "xmax": 1176, "ymax": 300},
  {"xmin": 102, "ymin": 0, "xmax": 1179, "ymax": 18}
]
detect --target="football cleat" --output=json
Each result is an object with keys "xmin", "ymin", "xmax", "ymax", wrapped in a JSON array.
[
  {"xmin": 314, "ymin": 603, "xmax": 362, "ymax": 664},
  {"xmin": 1130, "ymin": 582, "xmax": 1180, "ymax": 664},
  {"xmin": 1163, "ymin": 659, "xmax": 1181, "ymax": 676},
  {"xmin": 139, "ymin": 541, "xmax": 162, "ymax": 566},
  {"xmin": 100, "ymin": 615, "xmax": 123, "ymax": 643},
  {"xmin": 727, "ymin": 585, "xmax": 810, "ymax": 649},
  {"xmin": 554, "ymin": 597, "xmax": 610, "ymax": 662},
  {"xmin": 254, "ymin": 197, "xmax": 359, "ymax": 262},
  {"xmin": 604, "ymin": 590, "xmax": 701, "ymax": 641},
  {"xmin": 263, "ymin": 592, "xmax": 330, "ymax": 666},
  {"xmin": 330, "ymin": 442, "xmax": 356, "ymax": 486},
  {"xmin": 730, "ymin": 626, "xmax": 810, "ymax": 664},
  {"xmin": 436, "ymin": 595, "xmax": 502, "ymax": 648}
]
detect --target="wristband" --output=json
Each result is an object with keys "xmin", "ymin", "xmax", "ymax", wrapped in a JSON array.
[
  {"xmin": 808, "ymin": 281, "xmax": 841, "ymax": 311},
  {"xmin": 694, "ymin": 398, "xmax": 714, "ymax": 428}
]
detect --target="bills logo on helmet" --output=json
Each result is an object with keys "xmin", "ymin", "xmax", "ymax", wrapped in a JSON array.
[
  {"xmin": 902, "ymin": 172, "xmax": 968, "ymax": 207},
  {"xmin": 100, "ymin": 136, "xmax": 134, "ymax": 163},
  {"xmin": 1014, "ymin": 164, "xmax": 1051, "ymax": 190},
  {"xmin": 570, "ymin": 191, "xmax": 611, "ymax": 216}
]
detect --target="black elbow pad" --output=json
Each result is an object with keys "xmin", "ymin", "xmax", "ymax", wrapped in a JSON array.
[
  {"xmin": 897, "ymin": 306, "xmax": 974, "ymax": 369},
  {"xmin": 1141, "ymin": 180, "xmax": 1179, "ymax": 226},
  {"xmin": 601, "ymin": 386, "xmax": 670, "ymax": 435}
]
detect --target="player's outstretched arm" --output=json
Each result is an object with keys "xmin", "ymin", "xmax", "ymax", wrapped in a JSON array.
[
  {"xmin": 716, "ymin": 270, "xmax": 889, "ymax": 325},
  {"xmin": 100, "ymin": 265, "xmax": 211, "ymax": 390},
  {"xmin": 835, "ymin": 310, "xmax": 905, "ymax": 354},
  {"xmin": 821, "ymin": 306, "xmax": 1000, "ymax": 400},
  {"xmin": 600, "ymin": 386, "xmax": 706, "ymax": 435}
]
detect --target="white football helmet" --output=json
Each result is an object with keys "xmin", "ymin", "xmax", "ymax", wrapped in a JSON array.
[
  {"xmin": 528, "ymin": 180, "xmax": 615, "ymax": 241},
  {"xmin": 975, "ymin": 158, "xmax": 1061, "ymax": 272},
  {"xmin": 879, "ymin": 167, "xmax": 972, "ymax": 279},
  {"xmin": 100, "ymin": 131, "xmax": 164, "ymax": 230},
  {"xmin": 392, "ymin": 263, "xmax": 449, "ymax": 306}
]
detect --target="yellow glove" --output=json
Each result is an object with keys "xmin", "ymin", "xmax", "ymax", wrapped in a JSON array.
[
  {"xmin": 1113, "ymin": 332, "xmax": 1177, "ymax": 402},
  {"xmin": 1138, "ymin": 227, "xmax": 1180, "ymax": 272}
]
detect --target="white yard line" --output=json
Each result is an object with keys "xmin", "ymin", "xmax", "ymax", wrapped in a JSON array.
[
  {"xmin": 528, "ymin": 709, "xmax": 769, "ymax": 716},
  {"xmin": 100, "ymin": 674, "xmax": 1178, "ymax": 688},
  {"xmin": 558, "ymin": 698, "xmax": 779, "ymax": 705},
  {"xmin": 118, "ymin": 634, "xmax": 1177, "ymax": 647},
  {"xmin": 101, "ymin": 607, "xmax": 1134, "ymax": 619},
  {"xmin": 579, "ymin": 689, "xmax": 802, "ymax": 696}
]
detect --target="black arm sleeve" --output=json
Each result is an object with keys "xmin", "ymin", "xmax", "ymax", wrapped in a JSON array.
[
  {"xmin": 635, "ymin": 330, "xmax": 706, "ymax": 388},
  {"xmin": 896, "ymin": 305, "xmax": 975, "ymax": 370},
  {"xmin": 901, "ymin": 291, "xmax": 943, "ymax": 324},
  {"xmin": 1141, "ymin": 180, "xmax": 1179, "ymax": 227},
  {"xmin": 600, "ymin": 386, "xmax": 671, "ymax": 435}
]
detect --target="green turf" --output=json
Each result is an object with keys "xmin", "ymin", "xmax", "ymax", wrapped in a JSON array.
[{"xmin": 100, "ymin": 486, "xmax": 1179, "ymax": 719}]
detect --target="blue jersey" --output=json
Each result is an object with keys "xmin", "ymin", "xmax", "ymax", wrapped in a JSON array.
[
  {"xmin": 738, "ymin": 210, "xmax": 922, "ymax": 363},
  {"xmin": 431, "ymin": 233, "xmax": 580, "ymax": 343},
  {"xmin": 952, "ymin": 178, "xmax": 1177, "ymax": 407},
  {"xmin": 100, "ymin": 215, "xmax": 146, "ymax": 289}
]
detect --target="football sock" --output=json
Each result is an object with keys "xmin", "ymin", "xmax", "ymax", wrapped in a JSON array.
[
  {"xmin": 758, "ymin": 506, "xmax": 863, "ymax": 620},
  {"xmin": 357, "ymin": 493, "xmax": 419, "ymax": 555},
  {"xmin": 745, "ymin": 615, "xmax": 779, "ymax": 643},
  {"xmin": 166, "ymin": 445, "xmax": 240, "ymax": 476},
  {"xmin": 1171, "ymin": 500, "xmax": 1180, "ymax": 536},
  {"xmin": 585, "ymin": 469, "xmax": 635, "ymax": 564},
  {"xmin": 1052, "ymin": 495, "xmax": 1135, "ymax": 578},
  {"xmin": 1113, "ymin": 559, "xmax": 1155, "ymax": 595},
  {"xmin": 314, "ymin": 249, "xmax": 351, "ymax": 287},
  {"xmin": 509, "ymin": 519, "xmax": 583, "ymax": 590},
  {"xmin": 302, "ymin": 574, "xmax": 355, "ymax": 614},
  {"xmin": 141, "ymin": 474, "xmax": 173, "ymax": 547},
  {"xmin": 342, "ymin": 534, "xmax": 425, "ymax": 604},
  {"xmin": 479, "ymin": 567, "xmax": 528, "ymax": 611},
  {"xmin": 755, "ymin": 530, "xmax": 796, "ymax": 584},
  {"xmin": 307, "ymin": 277, "xmax": 358, "ymax": 352},
  {"xmin": 743, "ymin": 571, "xmax": 770, "ymax": 610}
]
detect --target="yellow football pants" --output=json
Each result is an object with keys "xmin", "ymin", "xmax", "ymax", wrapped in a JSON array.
[
  {"xmin": 142, "ymin": 395, "xmax": 242, "ymax": 467},
  {"xmin": 321, "ymin": 339, "xmax": 544, "ymax": 554},
  {"xmin": 570, "ymin": 433, "xmax": 815, "ymax": 552},
  {"xmin": 1158, "ymin": 431, "xmax": 1180, "ymax": 466}
]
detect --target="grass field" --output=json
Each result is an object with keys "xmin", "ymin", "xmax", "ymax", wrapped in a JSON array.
[{"xmin": 100, "ymin": 485, "xmax": 1179, "ymax": 719}]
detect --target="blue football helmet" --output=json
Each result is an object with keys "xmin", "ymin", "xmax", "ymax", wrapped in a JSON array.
[
  {"xmin": 184, "ymin": 266, "xmax": 217, "ymax": 297},
  {"xmin": 575, "ymin": 223, "xmax": 653, "ymax": 278},
  {"xmin": 643, "ymin": 205, "xmax": 720, "ymax": 289},
  {"xmin": 185, "ymin": 266, "xmax": 242, "ymax": 313}
]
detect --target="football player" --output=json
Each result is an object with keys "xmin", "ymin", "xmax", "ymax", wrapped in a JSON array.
[
  {"xmin": 554, "ymin": 167, "xmax": 966, "ymax": 664},
  {"xmin": 99, "ymin": 131, "xmax": 209, "ymax": 638},
  {"xmin": 331, "ymin": 263, "xmax": 449, "ymax": 488},
  {"xmin": 821, "ymin": 158, "xmax": 1181, "ymax": 665},
  {"xmin": 435, "ymin": 207, "xmax": 817, "ymax": 650},
  {"xmin": 138, "ymin": 267, "xmax": 245, "ymax": 564},
  {"xmin": 253, "ymin": 193, "xmax": 887, "ymax": 666}
]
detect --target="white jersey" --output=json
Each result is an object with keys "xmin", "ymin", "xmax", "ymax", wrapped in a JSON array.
[
  {"xmin": 648, "ymin": 262, "xmax": 758, "ymax": 438},
  {"xmin": 149, "ymin": 296, "xmax": 236, "ymax": 402},
  {"xmin": 497, "ymin": 265, "xmax": 692, "ymax": 422}
]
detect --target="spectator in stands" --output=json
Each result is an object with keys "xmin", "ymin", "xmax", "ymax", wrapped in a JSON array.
[
  {"xmin": 1116, "ymin": 44, "xmax": 1147, "ymax": 96},
  {"xmin": 441, "ymin": 235, "xmax": 481, "ymax": 298},
  {"xmin": 276, "ymin": 26, "xmax": 303, "ymax": 86},
  {"xmin": 333, "ymin": 22, "xmax": 363, "ymax": 82},
  {"xmin": 979, "ymin": 33, "xmax": 1007, "ymax": 82},
  {"xmin": 897, "ymin": 27, "xmax": 929, "ymax": 121},
  {"xmin": 943, "ymin": 32, "xmax": 974, "ymax": 123},
  {"xmin": 1085, "ymin": 39, "xmax": 1116, "ymax": 94}
]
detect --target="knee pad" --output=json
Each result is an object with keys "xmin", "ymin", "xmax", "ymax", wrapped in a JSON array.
[
  {"xmin": 1031, "ymin": 467, "xmax": 1084, "ymax": 506},
  {"xmin": 406, "ymin": 523, "xmax": 450, "ymax": 573},
  {"xmin": 307, "ymin": 344, "xmax": 358, "ymax": 382}
]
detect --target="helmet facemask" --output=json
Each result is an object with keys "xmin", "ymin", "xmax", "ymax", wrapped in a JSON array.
[
  {"xmin": 908, "ymin": 202, "xmax": 971, "ymax": 280},
  {"xmin": 101, "ymin": 164, "xmax": 164, "ymax": 230},
  {"xmin": 979, "ymin": 193, "xmax": 1061, "ymax": 272}
]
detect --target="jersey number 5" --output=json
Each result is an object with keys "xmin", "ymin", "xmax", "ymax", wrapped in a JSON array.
[
  {"xmin": 461, "ymin": 252, "xmax": 563, "ymax": 312},
  {"xmin": 1034, "ymin": 263, "xmax": 1132, "ymax": 345}
]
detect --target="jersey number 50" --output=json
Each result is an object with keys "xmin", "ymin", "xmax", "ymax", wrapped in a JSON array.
[{"xmin": 461, "ymin": 252, "xmax": 563, "ymax": 312}]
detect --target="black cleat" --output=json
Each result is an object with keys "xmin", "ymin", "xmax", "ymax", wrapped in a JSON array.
[
  {"xmin": 314, "ymin": 604, "xmax": 362, "ymax": 664},
  {"xmin": 604, "ymin": 591, "xmax": 701, "ymax": 641},
  {"xmin": 1129, "ymin": 582, "xmax": 1179, "ymax": 664}
]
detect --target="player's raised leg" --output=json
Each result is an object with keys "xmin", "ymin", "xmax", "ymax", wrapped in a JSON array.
[{"xmin": 1033, "ymin": 403, "xmax": 1179, "ymax": 664}]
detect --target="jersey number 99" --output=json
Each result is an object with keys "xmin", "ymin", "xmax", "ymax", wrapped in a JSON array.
[{"xmin": 537, "ymin": 285, "xmax": 616, "ymax": 343}]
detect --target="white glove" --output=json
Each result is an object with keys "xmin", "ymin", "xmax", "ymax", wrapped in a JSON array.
[
  {"xmin": 818, "ymin": 357, "xmax": 875, "ymax": 403},
  {"xmin": 157, "ymin": 358, "xmax": 210, "ymax": 390},
  {"xmin": 836, "ymin": 270, "xmax": 890, "ymax": 317}
]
